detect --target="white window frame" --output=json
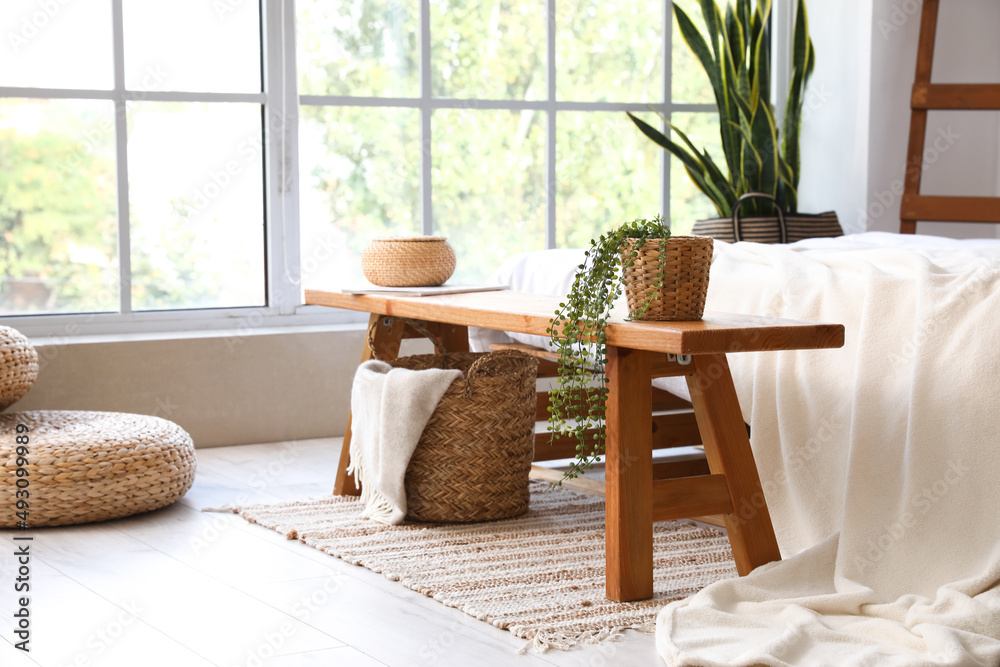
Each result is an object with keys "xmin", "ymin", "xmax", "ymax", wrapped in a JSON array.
[
  {"xmin": 2, "ymin": 0, "xmax": 780, "ymax": 340},
  {"xmin": 0, "ymin": 0, "xmax": 351, "ymax": 339},
  {"xmin": 299, "ymin": 0, "xmax": 716, "ymax": 248}
]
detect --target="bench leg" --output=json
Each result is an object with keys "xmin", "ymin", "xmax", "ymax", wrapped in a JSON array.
[
  {"xmin": 686, "ymin": 354, "xmax": 781, "ymax": 575},
  {"xmin": 333, "ymin": 314, "xmax": 405, "ymax": 496},
  {"xmin": 434, "ymin": 323, "xmax": 470, "ymax": 353},
  {"xmin": 604, "ymin": 345, "xmax": 654, "ymax": 602}
]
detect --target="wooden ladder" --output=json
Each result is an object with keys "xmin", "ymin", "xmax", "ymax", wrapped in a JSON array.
[{"xmin": 900, "ymin": 0, "xmax": 1000, "ymax": 233}]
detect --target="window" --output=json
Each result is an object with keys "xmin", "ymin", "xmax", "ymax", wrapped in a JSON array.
[
  {"xmin": 297, "ymin": 0, "xmax": 718, "ymax": 286},
  {"xmin": 0, "ymin": 0, "xmax": 727, "ymax": 334},
  {"xmin": 0, "ymin": 0, "xmax": 268, "ymax": 325}
]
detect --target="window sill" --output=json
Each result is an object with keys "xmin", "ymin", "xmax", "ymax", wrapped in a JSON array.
[
  {"xmin": 4, "ymin": 304, "xmax": 368, "ymax": 342},
  {"xmin": 28, "ymin": 321, "xmax": 368, "ymax": 347}
]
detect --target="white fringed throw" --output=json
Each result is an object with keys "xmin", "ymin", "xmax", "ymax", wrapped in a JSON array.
[{"xmin": 347, "ymin": 360, "xmax": 462, "ymax": 525}]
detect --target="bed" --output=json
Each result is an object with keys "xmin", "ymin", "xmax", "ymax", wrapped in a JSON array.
[
  {"xmin": 470, "ymin": 231, "xmax": 1000, "ymax": 402},
  {"xmin": 470, "ymin": 231, "xmax": 1000, "ymax": 666}
]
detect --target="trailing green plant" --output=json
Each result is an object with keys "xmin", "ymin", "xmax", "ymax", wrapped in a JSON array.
[
  {"xmin": 546, "ymin": 215, "xmax": 671, "ymax": 480},
  {"xmin": 628, "ymin": 0, "xmax": 815, "ymax": 217}
]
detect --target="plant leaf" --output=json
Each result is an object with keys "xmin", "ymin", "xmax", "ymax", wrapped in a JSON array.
[
  {"xmin": 666, "ymin": 119, "xmax": 737, "ymax": 213},
  {"xmin": 782, "ymin": 0, "xmax": 814, "ymax": 195},
  {"xmin": 674, "ymin": 4, "xmax": 722, "ymax": 103},
  {"xmin": 724, "ymin": 4, "xmax": 748, "ymax": 99},
  {"xmin": 737, "ymin": 0, "xmax": 752, "ymax": 49},
  {"xmin": 627, "ymin": 113, "xmax": 702, "ymax": 174},
  {"xmin": 698, "ymin": 0, "xmax": 722, "ymax": 60},
  {"xmin": 674, "ymin": 3, "xmax": 740, "ymax": 177},
  {"xmin": 751, "ymin": 101, "xmax": 779, "ymax": 197},
  {"xmin": 683, "ymin": 164, "xmax": 730, "ymax": 217},
  {"xmin": 754, "ymin": 0, "xmax": 772, "ymax": 107}
]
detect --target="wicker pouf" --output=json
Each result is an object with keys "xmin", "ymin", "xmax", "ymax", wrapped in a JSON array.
[
  {"xmin": 390, "ymin": 350, "xmax": 538, "ymax": 523},
  {"xmin": 0, "ymin": 326, "xmax": 39, "ymax": 412},
  {"xmin": 0, "ymin": 411, "xmax": 196, "ymax": 527}
]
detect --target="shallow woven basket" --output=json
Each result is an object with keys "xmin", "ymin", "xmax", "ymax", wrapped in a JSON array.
[
  {"xmin": 362, "ymin": 237, "xmax": 457, "ymax": 287},
  {"xmin": 0, "ymin": 411, "xmax": 197, "ymax": 527},
  {"xmin": 0, "ymin": 326, "xmax": 39, "ymax": 413},
  {"xmin": 621, "ymin": 236, "xmax": 714, "ymax": 321},
  {"xmin": 388, "ymin": 349, "xmax": 538, "ymax": 523}
]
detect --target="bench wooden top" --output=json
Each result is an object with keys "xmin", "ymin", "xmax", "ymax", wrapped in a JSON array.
[{"xmin": 305, "ymin": 289, "xmax": 844, "ymax": 355}]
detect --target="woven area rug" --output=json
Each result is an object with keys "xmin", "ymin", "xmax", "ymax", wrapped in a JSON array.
[{"xmin": 216, "ymin": 480, "xmax": 737, "ymax": 652}]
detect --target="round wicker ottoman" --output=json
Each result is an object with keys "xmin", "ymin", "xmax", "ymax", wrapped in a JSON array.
[{"xmin": 0, "ymin": 411, "xmax": 196, "ymax": 527}]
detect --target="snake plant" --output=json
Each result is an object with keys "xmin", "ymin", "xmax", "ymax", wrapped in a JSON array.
[{"xmin": 628, "ymin": 0, "xmax": 815, "ymax": 217}]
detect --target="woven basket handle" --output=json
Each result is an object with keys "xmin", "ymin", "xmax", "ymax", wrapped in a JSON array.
[
  {"xmin": 365, "ymin": 317, "xmax": 447, "ymax": 362},
  {"xmin": 463, "ymin": 348, "xmax": 533, "ymax": 398},
  {"xmin": 731, "ymin": 192, "xmax": 787, "ymax": 244}
]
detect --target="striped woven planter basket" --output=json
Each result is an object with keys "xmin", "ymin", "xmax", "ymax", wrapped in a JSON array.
[{"xmin": 692, "ymin": 192, "xmax": 843, "ymax": 244}]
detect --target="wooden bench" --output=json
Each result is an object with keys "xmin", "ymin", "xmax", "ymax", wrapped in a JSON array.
[{"xmin": 306, "ymin": 289, "xmax": 844, "ymax": 602}]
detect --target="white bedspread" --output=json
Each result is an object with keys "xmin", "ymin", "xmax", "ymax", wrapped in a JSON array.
[
  {"xmin": 473, "ymin": 233, "xmax": 1000, "ymax": 665},
  {"xmin": 468, "ymin": 232, "xmax": 1000, "ymax": 403}
]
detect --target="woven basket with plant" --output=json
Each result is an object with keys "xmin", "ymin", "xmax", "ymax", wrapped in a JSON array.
[
  {"xmin": 546, "ymin": 216, "xmax": 712, "ymax": 480},
  {"xmin": 621, "ymin": 236, "xmax": 713, "ymax": 322}
]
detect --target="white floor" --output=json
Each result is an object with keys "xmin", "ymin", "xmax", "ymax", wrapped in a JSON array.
[{"xmin": 0, "ymin": 438, "xmax": 666, "ymax": 667}]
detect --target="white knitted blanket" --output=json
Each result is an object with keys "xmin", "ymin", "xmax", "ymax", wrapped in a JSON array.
[
  {"xmin": 659, "ymin": 240, "xmax": 1000, "ymax": 666},
  {"xmin": 348, "ymin": 360, "xmax": 462, "ymax": 525}
]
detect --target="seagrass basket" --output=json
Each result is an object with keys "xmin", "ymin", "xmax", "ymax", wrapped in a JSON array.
[
  {"xmin": 388, "ymin": 349, "xmax": 538, "ymax": 523},
  {"xmin": 362, "ymin": 237, "xmax": 457, "ymax": 287},
  {"xmin": 621, "ymin": 236, "xmax": 713, "ymax": 321}
]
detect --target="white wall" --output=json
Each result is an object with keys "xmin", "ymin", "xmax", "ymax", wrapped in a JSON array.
[
  {"xmin": 801, "ymin": 0, "xmax": 1000, "ymax": 238},
  {"xmin": 796, "ymin": 0, "xmax": 873, "ymax": 232},
  {"xmin": 13, "ymin": 328, "xmax": 431, "ymax": 448}
]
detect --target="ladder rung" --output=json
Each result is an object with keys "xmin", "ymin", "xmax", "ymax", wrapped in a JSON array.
[
  {"xmin": 912, "ymin": 83, "xmax": 1000, "ymax": 110},
  {"xmin": 900, "ymin": 194, "xmax": 1000, "ymax": 224}
]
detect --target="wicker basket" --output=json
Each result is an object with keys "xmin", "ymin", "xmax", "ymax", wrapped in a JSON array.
[
  {"xmin": 621, "ymin": 236, "xmax": 714, "ymax": 321},
  {"xmin": 388, "ymin": 349, "xmax": 538, "ymax": 523},
  {"xmin": 0, "ymin": 326, "xmax": 39, "ymax": 413},
  {"xmin": 362, "ymin": 237, "xmax": 457, "ymax": 287}
]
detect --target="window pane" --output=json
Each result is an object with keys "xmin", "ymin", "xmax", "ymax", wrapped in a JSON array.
[
  {"xmin": 432, "ymin": 109, "xmax": 545, "ymax": 282},
  {"xmin": 122, "ymin": 0, "xmax": 261, "ymax": 94},
  {"xmin": 127, "ymin": 103, "xmax": 265, "ymax": 310},
  {"xmin": 0, "ymin": 0, "xmax": 113, "ymax": 90},
  {"xmin": 298, "ymin": 106, "xmax": 421, "ymax": 287},
  {"xmin": 671, "ymin": 4, "xmax": 714, "ymax": 104},
  {"xmin": 297, "ymin": 0, "xmax": 419, "ymax": 97},
  {"xmin": 0, "ymin": 99, "xmax": 118, "ymax": 315},
  {"xmin": 431, "ymin": 0, "xmax": 545, "ymax": 100},
  {"xmin": 556, "ymin": 112, "xmax": 659, "ymax": 248},
  {"xmin": 556, "ymin": 0, "xmax": 662, "ymax": 102},
  {"xmin": 669, "ymin": 112, "xmax": 722, "ymax": 234}
]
